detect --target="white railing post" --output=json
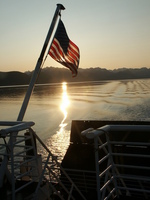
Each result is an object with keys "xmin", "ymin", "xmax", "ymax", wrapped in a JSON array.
[
  {"xmin": 105, "ymin": 132, "xmax": 118, "ymax": 197},
  {"xmin": 94, "ymin": 136, "xmax": 101, "ymax": 200},
  {"xmin": 10, "ymin": 133, "xmax": 15, "ymax": 200}
]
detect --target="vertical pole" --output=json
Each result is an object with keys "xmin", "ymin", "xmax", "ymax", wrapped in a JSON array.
[
  {"xmin": 94, "ymin": 137, "xmax": 101, "ymax": 200},
  {"xmin": 17, "ymin": 4, "xmax": 65, "ymax": 121},
  {"xmin": 10, "ymin": 134, "xmax": 15, "ymax": 200},
  {"xmin": 106, "ymin": 133, "xmax": 118, "ymax": 198}
]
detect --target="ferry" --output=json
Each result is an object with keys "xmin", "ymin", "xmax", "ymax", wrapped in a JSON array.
[{"xmin": 0, "ymin": 4, "xmax": 150, "ymax": 200}]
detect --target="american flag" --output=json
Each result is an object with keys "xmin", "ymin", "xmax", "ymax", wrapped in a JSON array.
[{"xmin": 49, "ymin": 19, "xmax": 80, "ymax": 77}]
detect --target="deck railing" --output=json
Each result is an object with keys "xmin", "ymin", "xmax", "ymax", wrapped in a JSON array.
[
  {"xmin": 82, "ymin": 124, "xmax": 150, "ymax": 200},
  {"xmin": 1, "ymin": 121, "xmax": 150, "ymax": 200},
  {"xmin": 0, "ymin": 121, "xmax": 86, "ymax": 200}
]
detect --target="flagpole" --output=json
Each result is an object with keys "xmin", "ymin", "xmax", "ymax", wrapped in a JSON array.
[
  {"xmin": 0, "ymin": 4, "xmax": 65, "ymax": 188},
  {"xmin": 17, "ymin": 4, "xmax": 65, "ymax": 121}
]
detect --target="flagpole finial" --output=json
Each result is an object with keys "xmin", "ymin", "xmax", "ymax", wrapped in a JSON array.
[{"xmin": 57, "ymin": 4, "xmax": 65, "ymax": 10}]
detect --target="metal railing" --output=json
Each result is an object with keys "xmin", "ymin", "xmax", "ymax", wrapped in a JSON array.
[
  {"xmin": 1, "ymin": 121, "xmax": 150, "ymax": 199},
  {"xmin": 0, "ymin": 121, "xmax": 86, "ymax": 200},
  {"xmin": 31, "ymin": 129, "xmax": 86, "ymax": 200},
  {"xmin": 82, "ymin": 124, "xmax": 150, "ymax": 200}
]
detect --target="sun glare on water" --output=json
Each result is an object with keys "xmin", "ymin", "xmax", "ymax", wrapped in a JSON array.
[
  {"xmin": 58, "ymin": 82, "xmax": 70, "ymax": 133},
  {"xmin": 44, "ymin": 82, "xmax": 70, "ymax": 160}
]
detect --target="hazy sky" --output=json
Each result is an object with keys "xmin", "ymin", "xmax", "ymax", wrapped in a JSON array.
[{"xmin": 0, "ymin": 0, "xmax": 150, "ymax": 72}]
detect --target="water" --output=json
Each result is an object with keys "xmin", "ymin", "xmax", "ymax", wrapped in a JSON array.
[{"xmin": 1, "ymin": 79, "xmax": 150, "ymax": 159}]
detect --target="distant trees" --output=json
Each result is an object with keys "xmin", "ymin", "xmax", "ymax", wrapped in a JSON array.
[
  {"xmin": 0, "ymin": 67, "xmax": 150, "ymax": 86},
  {"xmin": 0, "ymin": 71, "xmax": 30, "ymax": 86}
]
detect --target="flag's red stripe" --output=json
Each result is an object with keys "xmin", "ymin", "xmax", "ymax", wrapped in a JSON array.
[
  {"xmin": 69, "ymin": 41, "xmax": 80, "ymax": 57},
  {"xmin": 68, "ymin": 45, "xmax": 79, "ymax": 60},
  {"xmin": 52, "ymin": 39, "xmax": 64, "ymax": 58},
  {"xmin": 49, "ymin": 39, "xmax": 67, "ymax": 63},
  {"xmin": 65, "ymin": 63, "xmax": 77, "ymax": 75},
  {"xmin": 67, "ymin": 49, "xmax": 79, "ymax": 65},
  {"xmin": 49, "ymin": 46, "xmax": 61, "ymax": 61},
  {"xmin": 61, "ymin": 57, "xmax": 77, "ymax": 75},
  {"xmin": 65, "ymin": 53, "xmax": 76, "ymax": 64},
  {"xmin": 68, "ymin": 47, "xmax": 78, "ymax": 60}
]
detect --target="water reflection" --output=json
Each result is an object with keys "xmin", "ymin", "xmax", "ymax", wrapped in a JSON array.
[{"xmin": 57, "ymin": 82, "xmax": 70, "ymax": 133}]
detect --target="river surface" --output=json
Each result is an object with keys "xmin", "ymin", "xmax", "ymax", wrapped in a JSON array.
[{"xmin": 1, "ymin": 79, "xmax": 150, "ymax": 159}]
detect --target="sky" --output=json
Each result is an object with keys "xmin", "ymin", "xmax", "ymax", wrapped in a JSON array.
[{"xmin": 0, "ymin": 0, "xmax": 150, "ymax": 72}]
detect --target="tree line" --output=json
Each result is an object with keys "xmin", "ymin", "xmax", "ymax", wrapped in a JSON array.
[{"xmin": 0, "ymin": 67, "xmax": 150, "ymax": 86}]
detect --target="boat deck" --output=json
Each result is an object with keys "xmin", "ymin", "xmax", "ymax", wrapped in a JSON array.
[
  {"xmin": 61, "ymin": 120, "xmax": 150, "ymax": 200},
  {"xmin": 0, "ymin": 120, "xmax": 150, "ymax": 199}
]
